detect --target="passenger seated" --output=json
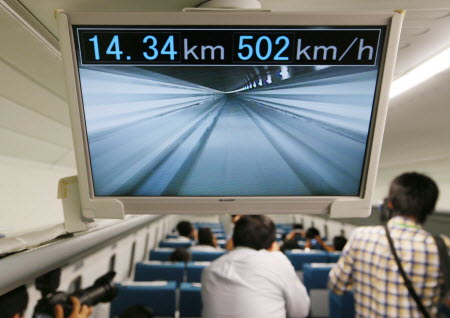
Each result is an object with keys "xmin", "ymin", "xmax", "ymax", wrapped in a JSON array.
[
  {"xmin": 119, "ymin": 305, "xmax": 153, "ymax": 318},
  {"xmin": 0, "ymin": 284, "xmax": 91, "ymax": 318},
  {"xmin": 174, "ymin": 221, "xmax": 196, "ymax": 242},
  {"xmin": 332, "ymin": 235, "xmax": 347, "ymax": 251},
  {"xmin": 280, "ymin": 239, "xmax": 301, "ymax": 253},
  {"xmin": 190, "ymin": 228, "xmax": 224, "ymax": 252},
  {"xmin": 169, "ymin": 247, "xmax": 191, "ymax": 263},
  {"xmin": 202, "ymin": 215, "xmax": 310, "ymax": 318},
  {"xmin": 305, "ymin": 227, "xmax": 334, "ymax": 252}
]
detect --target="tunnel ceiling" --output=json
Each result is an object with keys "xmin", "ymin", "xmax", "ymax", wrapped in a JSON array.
[{"xmin": 140, "ymin": 66, "xmax": 313, "ymax": 92}]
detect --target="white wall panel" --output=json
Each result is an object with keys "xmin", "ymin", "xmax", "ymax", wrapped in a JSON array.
[
  {"xmin": 0, "ymin": 8, "xmax": 66, "ymax": 97},
  {"xmin": 0, "ymin": 155, "xmax": 76, "ymax": 235},
  {"xmin": 0, "ymin": 127, "xmax": 68, "ymax": 164},
  {"xmin": 0, "ymin": 96, "xmax": 73, "ymax": 149},
  {"xmin": 0, "ymin": 59, "xmax": 69, "ymax": 126}
]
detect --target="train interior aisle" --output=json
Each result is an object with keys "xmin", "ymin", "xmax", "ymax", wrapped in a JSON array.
[{"xmin": 1, "ymin": 0, "xmax": 450, "ymax": 318}]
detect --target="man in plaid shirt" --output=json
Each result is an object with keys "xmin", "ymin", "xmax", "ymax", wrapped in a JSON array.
[{"xmin": 329, "ymin": 172, "xmax": 449, "ymax": 317}]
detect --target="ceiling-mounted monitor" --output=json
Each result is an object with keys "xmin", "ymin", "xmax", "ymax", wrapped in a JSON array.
[{"xmin": 56, "ymin": 10, "xmax": 404, "ymax": 218}]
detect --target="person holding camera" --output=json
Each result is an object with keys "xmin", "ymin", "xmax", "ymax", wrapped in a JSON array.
[
  {"xmin": 54, "ymin": 297, "xmax": 93, "ymax": 318},
  {"xmin": 304, "ymin": 227, "xmax": 334, "ymax": 252},
  {"xmin": 0, "ymin": 285, "xmax": 92, "ymax": 318}
]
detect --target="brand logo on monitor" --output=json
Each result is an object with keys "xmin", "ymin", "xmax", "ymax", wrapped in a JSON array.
[{"xmin": 219, "ymin": 199, "xmax": 236, "ymax": 202}]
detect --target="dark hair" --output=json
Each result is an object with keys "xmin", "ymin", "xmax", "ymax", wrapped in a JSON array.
[
  {"xmin": 233, "ymin": 215, "xmax": 276, "ymax": 250},
  {"xmin": 169, "ymin": 247, "xmax": 191, "ymax": 263},
  {"xmin": 231, "ymin": 215, "xmax": 241, "ymax": 224},
  {"xmin": 333, "ymin": 236, "xmax": 347, "ymax": 251},
  {"xmin": 293, "ymin": 224, "xmax": 303, "ymax": 230},
  {"xmin": 198, "ymin": 228, "xmax": 215, "ymax": 247},
  {"xmin": 0, "ymin": 285, "xmax": 28, "ymax": 318},
  {"xmin": 176, "ymin": 221, "xmax": 193, "ymax": 237},
  {"xmin": 119, "ymin": 305, "xmax": 154, "ymax": 318},
  {"xmin": 388, "ymin": 172, "xmax": 439, "ymax": 223},
  {"xmin": 305, "ymin": 227, "xmax": 320, "ymax": 239},
  {"xmin": 280, "ymin": 239, "xmax": 301, "ymax": 253}
]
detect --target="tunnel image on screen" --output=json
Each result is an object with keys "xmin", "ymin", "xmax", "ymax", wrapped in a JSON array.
[{"xmin": 79, "ymin": 65, "xmax": 379, "ymax": 196}]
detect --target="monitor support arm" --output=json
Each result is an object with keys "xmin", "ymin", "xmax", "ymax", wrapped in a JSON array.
[
  {"xmin": 57, "ymin": 176, "xmax": 93, "ymax": 233},
  {"xmin": 183, "ymin": 0, "xmax": 268, "ymax": 12}
]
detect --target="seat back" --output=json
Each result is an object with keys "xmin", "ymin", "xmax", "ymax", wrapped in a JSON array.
[
  {"xmin": 285, "ymin": 250, "xmax": 328, "ymax": 270},
  {"xmin": 186, "ymin": 262, "xmax": 210, "ymax": 282},
  {"xmin": 190, "ymin": 250, "xmax": 226, "ymax": 262},
  {"xmin": 149, "ymin": 248, "xmax": 174, "ymax": 261},
  {"xmin": 159, "ymin": 240, "xmax": 193, "ymax": 249},
  {"xmin": 135, "ymin": 261, "xmax": 185, "ymax": 286},
  {"xmin": 110, "ymin": 281, "xmax": 176, "ymax": 317},
  {"xmin": 327, "ymin": 252, "xmax": 342, "ymax": 263},
  {"xmin": 329, "ymin": 290, "xmax": 355, "ymax": 318},
  {"xmin": 179, "ymin": 282, "xmax": 202, "ymax": 317},
  {"xmin": 303, "ymin": 263, "xmax": 334, "ymax": 290}
]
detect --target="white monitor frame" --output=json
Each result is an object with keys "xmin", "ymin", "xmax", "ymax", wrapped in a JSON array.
[{"xmin": 56, "ymin": 10, "xmax": 404, "ymax": 218}]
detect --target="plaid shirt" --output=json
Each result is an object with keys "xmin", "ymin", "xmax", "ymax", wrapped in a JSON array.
[{"xmin": 329, "ymin": 216, "xmax": 449, "ymax": 318}]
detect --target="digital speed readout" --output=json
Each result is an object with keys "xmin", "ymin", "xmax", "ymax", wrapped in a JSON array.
[{"xmin": 76, "ymin": 27, "xmax": 383, "ymax": 66}]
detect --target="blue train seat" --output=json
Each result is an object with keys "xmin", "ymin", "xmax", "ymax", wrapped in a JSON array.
[
  {"xmin": 186, "ymin": 262, "xmax": 210, "ymax": 282},
  {"xmin": 110, "ymin": 281, "xmax": 176, "ymax": 318},
  {"xmin": 180, "ymin": 282, "xmax": 202, "ymax": 317},
  {"xmin": 149, "ymin": 248, "xmax": 174, "ymax": 261},
  {"xmin": 304, "ymin": 263, "xmax": 335, "ymax": 317},
  {"xmin": 327, "ymin": 252, "xmax": 342, "ymax": 263},
  {"xmin": 190, "ymin": 250, "xmax": 226, "ymax": 262},
  {"xmin": 329, "ymin": 290, "xmax": 355, "ymax": 318},
  {"xmin": 303, "ymin": 263, "xmax": 334, "ymax": 290},
  {"xmin": 214, "ymin": 234, "xmax": 227, "ymax": 240},
  {"xmin": 159, "ymin": 240, "xmax": 193, "ymax": 249},
  {"xmin": 135, "ymin": 261, "xmax": 185, "ymax": 286},
  {"xmin": 216, "ymin": 239, "xmax": 227, "ymax": 249},
  {"xmin": 285, "ymin": 250, "xmax": 328, "ymax": 270}
]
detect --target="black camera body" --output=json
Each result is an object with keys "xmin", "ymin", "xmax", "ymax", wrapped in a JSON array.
[{"xmin": 33, "ymin": 271, "xmax": 117, "ymax": 318}]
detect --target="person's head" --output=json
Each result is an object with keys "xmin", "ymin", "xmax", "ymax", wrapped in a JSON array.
[
  {"xmin": 305, "ymin": 227, "xmax": 320, "ymax": 240},
  {"xmin": 233, "ymin": 215, "xmax": 276, "ymax": 250},
  {"xmin": 169, "ymin": 247, "xmax": 191, "ymax": 263},
  {"xmin": 198, "ymin": 227, "xmax": 216, "ymax": 247},
  {"xmin": 0, "ymin": 285, "xmax": 28, "ymax": 318},
  {"xmin": 231, "ymin": 215, "xmax": 241, "ymax": 224},
  {"xmin": 293, "ymin": 224, "xmax": 303, "ymax": 230},
  {"xmin": 119, "ymin": 305, "xmax": 154, "ymax": 318},
  {"xmin": 333, "ymin": 236, "xmax": 347, "ymax": 251},
  {"xmin": 176, "ymin": 221, "xmax": 194, "ymax": 238},
  {"xmin": 280, "ymin": 239, "xmax": 301, "ymax": 253},
  {"xmin": 388, "ymin": 172, "xmax": 439, "ymax": 224}
]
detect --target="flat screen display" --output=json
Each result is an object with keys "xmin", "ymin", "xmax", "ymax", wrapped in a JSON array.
[{"xmin": 73, "ymin": 26, "xmax": 385, "ymax": 197}]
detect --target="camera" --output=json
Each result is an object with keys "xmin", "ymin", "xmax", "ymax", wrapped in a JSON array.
[
  {"xmin": 378, "ymin": 198, "xmax": 393, "ymax": 223},
  {"xmin": 33, "ymin": 270, "xmax": 117, "ymax": 318}
]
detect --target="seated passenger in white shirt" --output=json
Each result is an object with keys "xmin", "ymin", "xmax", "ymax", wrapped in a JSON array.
[
  {"xmin": 190, "ymin": 228, "xmax": 224, "ymax": 252},
  {"xmin": 173, "ymin": 220, "xmax": 196, "ymax": 242},
  {"xmin": 201, "ymin": 215, "xmax": 310, "ymax": 318}
]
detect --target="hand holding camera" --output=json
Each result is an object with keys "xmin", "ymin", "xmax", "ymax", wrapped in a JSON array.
[{"xmin": 54, "ymin": 297, "xmax": 92, "ymax": 318}]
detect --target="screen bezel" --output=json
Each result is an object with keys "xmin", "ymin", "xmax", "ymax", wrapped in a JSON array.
[{"xmin": 56, "ymin": 11, "xmax": 403, "ymax": 217}]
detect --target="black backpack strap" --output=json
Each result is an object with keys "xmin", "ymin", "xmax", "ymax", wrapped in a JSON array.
[
  {"xmin": 384, "ymin": 225, "xmax": 431, "ymax": 318},
  {"xmin": 433, "ymin": 235, "xmax": 450, "ymax": 295}
]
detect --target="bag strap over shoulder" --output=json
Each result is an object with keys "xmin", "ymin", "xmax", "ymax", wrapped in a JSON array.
[
  {"xmin": 433, "ymin": 235, "xmax": 450, "ymax": 294},
  {"xmin": 384, "ymin": 224, "xmax": 431, "ymax": 318}
]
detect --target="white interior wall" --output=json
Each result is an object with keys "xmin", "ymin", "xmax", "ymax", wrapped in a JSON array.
[{"xmin": 0, "ymin": 154, "xmax": 76, "ymax": 236}]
